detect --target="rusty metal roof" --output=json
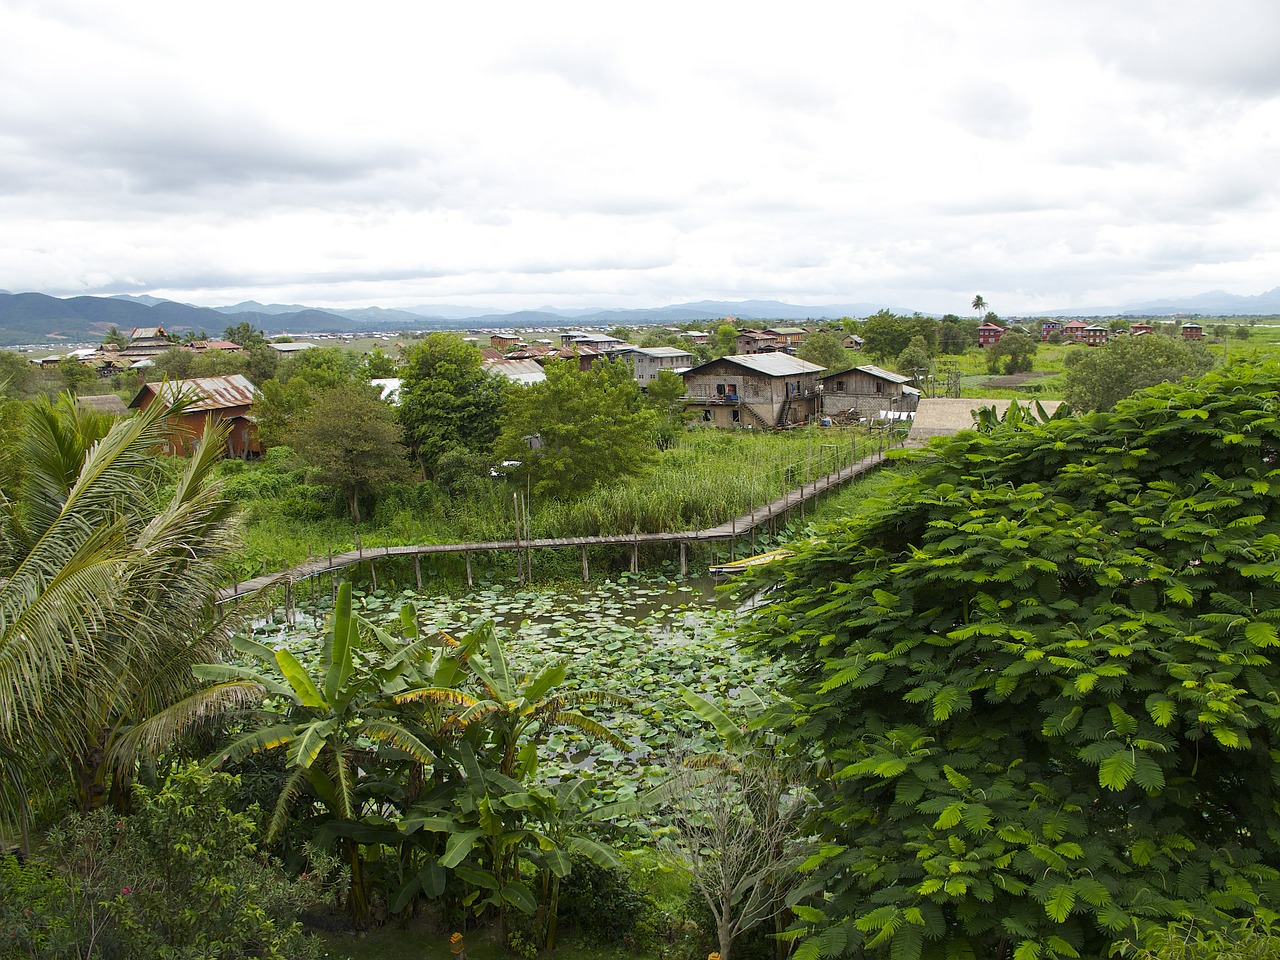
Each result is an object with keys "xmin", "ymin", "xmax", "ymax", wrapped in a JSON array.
[{"xmin": 129, "ymin": 374, "xmax": 258, "ymax": 412}]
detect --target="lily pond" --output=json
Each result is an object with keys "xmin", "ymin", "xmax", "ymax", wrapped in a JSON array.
[{"xmin": 249, "ymin": 573, "xmax": 781, "ymax": 806}]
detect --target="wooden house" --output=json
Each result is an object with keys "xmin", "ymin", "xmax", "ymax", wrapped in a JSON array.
[
  {"xmin": 1040, "ymin": 319, "xmax": 1063, "ymax": 341},
  {"xmin": 764, "ymin": 327, "xmax": 807, "ymax": 349},
  {"xmin": 735, "ymin": 330, "xmax": 779, "ymax": 355},
  {"xmin": 1130, "ymin": 322, "xmax": 1154, "ymax": 336},
  {"xmin": 1181, "ymin": 322, "xmax": 1203, "ymax": 340},
  {"xmin": 682, "ymin": 354, "xmax": 826, "ymax": 428},
  {"xmin": 128, "ymin": 374, "xmax": 261, "ymax": 459},
  {"xmin": 1082, "ymin": 324, "xmax": 1110, "ymax": 346},
  {"xmin": 819, "ymin": 365, "xmax": 919, "ymax": 419},
  {"xmin": 491, "ymin": 333, "xmax": 521, "ymax": 350},
  {"xmin": 977, "ymin": 322, "xmax": 1006, "ymax": 348},
  {"xmin": 608, "ymin": 346, "xmax": 695, "ymax": 386},
  {"xmin": 1061, "ymin": 319, "xmax": 1090, "ymax": 342}
]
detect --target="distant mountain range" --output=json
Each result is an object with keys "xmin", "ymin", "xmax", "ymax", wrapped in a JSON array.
[{"xmin": 1, "ymin": 288, "xmax": 1278, "ymax": 346}]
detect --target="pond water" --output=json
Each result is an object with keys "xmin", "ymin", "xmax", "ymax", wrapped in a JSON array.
[{"xmin": 250, "ymin": 572, "xmax": 779, "ymax": 805}]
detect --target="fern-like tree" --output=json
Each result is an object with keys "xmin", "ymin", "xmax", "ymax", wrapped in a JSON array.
[
  {"xmin": 743, "ymin": 362, "xmax": 1280, "ymax": 960},
  {"xmin": 0, "ymin": 395, "xmax": 246, "ymax": 822}
]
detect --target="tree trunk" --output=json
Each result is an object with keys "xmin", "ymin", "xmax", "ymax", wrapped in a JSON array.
[
  {"xmin": 347, "ymin": 837, "xmax": 370, "ymax": 927},
  {"xmin": 545, "ymin": 874, "xmax": 561, "ymax": 951},
  {"xmin": 718, "ymin": 915, "xmax": 734, "ymax": 960}
]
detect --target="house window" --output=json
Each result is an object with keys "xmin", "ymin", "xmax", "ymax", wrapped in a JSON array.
[
  {"xmin": 731, "ymin": 409, "xmax": 741, "ymax": 423},
  {"xmin": 702, "ymin": 410, "xmax": 712, "ymax": 421},
  {"xmin": 716, "ymin": 383, "xmax": 726, "ymax": 396},
  {"xmin": 834, "ymin": 380, "xmax": 845, "ymax": 393},
  {"xmin": 875, "ymin": 382, "xmax": 883, "ymax": 394},
  {"xmin": 726, "ymin": 384, "xmax": 738, "ymax": 399}
]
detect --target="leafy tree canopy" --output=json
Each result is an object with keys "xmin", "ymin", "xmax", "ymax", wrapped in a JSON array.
[
  {"xmin": 284, "ymin": 382, "xmax": 410, "ymax": 523},
  {"xmin": 798, "ymin": 331, "xmax": 854, "ymax": 373},
  {"xmin": 495, "ymin": 358, "xmax": 659, "ymax": 499},
  {"xmin": 1062, "ymin": 334, "xmax": 1214, "ymax": 412},
  {"xmin": 397, "ymin": 333, "xmax": 505, "ymax": 480},
  {"xmin": 744, "ymin": 363, "xmax": 1280, "ymax": 960},
  {"xmin": 985, "ymin": 329, "xmax": 1037, "ymax": 374}
]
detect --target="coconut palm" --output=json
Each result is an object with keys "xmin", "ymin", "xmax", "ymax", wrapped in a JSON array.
[
  {"xmin": 972, "ymin": 294, "xmax": 988, "ymax": 325},
  {"xmin": 0, "ymin": 393, "xmax": 246, "ymax": 824}
]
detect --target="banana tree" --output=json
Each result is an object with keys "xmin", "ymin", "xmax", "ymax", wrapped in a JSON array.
[
  {"xmin": 153, "ymin": 581, "xmax": 444, "ymax": 925},
  {"xmin": 448, "ymin": 621, "xmax": 631, "ymax": 779}
]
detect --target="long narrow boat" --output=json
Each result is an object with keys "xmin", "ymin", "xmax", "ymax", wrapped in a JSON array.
[{"xmin": 708, "ymin": 548, "xmax": 795, "ymax": 579}]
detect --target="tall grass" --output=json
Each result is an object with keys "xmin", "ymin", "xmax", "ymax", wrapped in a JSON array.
[{"xmin": 224, "ymin": 425, "xmax": 877, "ymax": 578}]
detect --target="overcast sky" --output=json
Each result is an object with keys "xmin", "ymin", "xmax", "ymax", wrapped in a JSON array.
[{"xmin": 2, "ymin": 1, "xmax": 1278, "ymax": 315}]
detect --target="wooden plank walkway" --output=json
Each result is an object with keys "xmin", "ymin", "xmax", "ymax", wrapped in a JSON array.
[{"xmin": 217, "ymin": 447, "xmax": 892, "ymax": 602}]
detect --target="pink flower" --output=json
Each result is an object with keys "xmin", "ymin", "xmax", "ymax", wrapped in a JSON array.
[{"xmin": 121, "ymin": 887, "xmax": 131, "ymax": 895}]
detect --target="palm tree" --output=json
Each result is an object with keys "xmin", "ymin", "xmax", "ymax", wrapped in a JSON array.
[
  {"xmin": 972, "ymin": 294, "xmax": 988, "ymax": 326},
  {"xmin": 0, "ymin": 394, "xmax": 246, "ymax": 825}
]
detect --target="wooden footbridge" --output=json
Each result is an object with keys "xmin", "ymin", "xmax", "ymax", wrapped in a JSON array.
[{"xmin": 218, "ymin": 445, "xmax": 895, "ymax": 605}]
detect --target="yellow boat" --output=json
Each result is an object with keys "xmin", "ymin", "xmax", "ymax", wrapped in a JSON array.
[{"xmin": 708, "ymin": 549, "xmax": 794, "ymax": 578}]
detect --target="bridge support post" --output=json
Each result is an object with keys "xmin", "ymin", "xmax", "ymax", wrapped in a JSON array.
[
  {"xmin": 582, "ymin": 544, "xmax": 589, "ymax": 582},
  {"xmin": 414, "ymin": 554, "xmax": 423, "ymax": 590},
  {"xmin": 680, "ymin": 541, "xmax": 687, "ymax": 577},
  {"xmin": 630, "ymin": 541, "xmax": 638, "ymax": 574},
  {"xmin": 370, "ymin": 560, "xmax": 377, "ymax": 592},
  {"xmin": 465, "ymin": 551, "xmax": 473, "ymax": 588}
]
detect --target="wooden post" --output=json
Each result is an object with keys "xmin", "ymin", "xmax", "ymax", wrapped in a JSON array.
[
  {"xmin": 370, "ymin": 560, "xmax": 377, "ymax": 592},
  {"xmin": 465, "ymin": 551, "xmax": 473, "ymax": 588},
  {"xmin": 680, "ymin": 541, "xmax": 687, "ymax": 577},
  {"xmin": 285, "ymin": 581, "xmax": 293, "ymax": 625},
  {"xmin": 582, "ymin": 544, "xmax": 589, "ymax": 582},
  {"xmin": 414, "ymin": 554, "xmax": 423, "ymax": 590},
  {"xmin": 630, "ymin": 542, "xmax": 638, "ymax": 574}
]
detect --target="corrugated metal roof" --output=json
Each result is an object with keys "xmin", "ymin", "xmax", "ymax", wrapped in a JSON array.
[
  {"xmin": 853, "ymin": 364, "xmax": 912, "ymax": 384},
  {"xmin": 722, "ymin": 354, "xmax": 827, "ymax": 377},
  {"xmin": 130, "ymin": 374, "xmax": 258, "ymax": 411},
  {"xmin": 483, "ymin": 359, "xmax": 547, "ymax": 383}
]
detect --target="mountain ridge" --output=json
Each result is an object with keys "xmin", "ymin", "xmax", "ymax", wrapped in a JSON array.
[{"xmin": 1, "ymin": 288, "xmax": 1277, "ymax": 346}]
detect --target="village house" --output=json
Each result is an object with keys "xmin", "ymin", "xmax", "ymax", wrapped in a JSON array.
[
  {"xmin": 608, "ymin": 345, "xmax": 695, "ymax": 386},
  {"xmin": 842, "ymin": 333, "xmax": 865, "ymax": 351},
  {"xmin": 1061, "ymin": 319, "xmax": 1090, "ymax": 342},
  {"xmin": 114, "ymin": 326, "xmax": 175, "ymax": 367},
  {"xmin": 490, "ymin": 333, "xmax": 521, "ymax": 351},
  {"xmin": 1081, "ymin": 324, "xmax": 1110, "ymax": 346},
  {"xmin": 819, "ymin": 365, "xmax": 920, "ymax": 420},
  {"xmin": 1181, "ymin": 322, "xmax": 1204, "ymax": 340},
  {"xmin": 128, "ymin": 374, "xmax": 261, "ymax": 459},
  {"xmin": 763, "ymin": 327, "xmax": 807, "ymax": 350},
  {"xmin": 1130, "ymin": 322, "xmax": 1154, "ymax": 336},
  {"xmin": 681, "ymin": 354, "xmax": 826, "ymax": 429},
  {"xmin": 977, "ymin": 322, "xmax": 1006, "ymax": 348},
  {"xmin": 735, "ymin": 330, "xmax": 779, "ymax": 355},
  {"xmin": 1040, "ymin": 319, "xmax": 1063, "ymax": 341}
]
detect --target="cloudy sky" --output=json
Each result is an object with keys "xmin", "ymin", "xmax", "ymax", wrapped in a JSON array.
[{"xmin": 2, "ymin": 1, "xmax": 1278, "ymax": 315}]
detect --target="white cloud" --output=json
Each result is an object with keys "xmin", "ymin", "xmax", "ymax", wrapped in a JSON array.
[{"xmin": 0, "ymin": 0, "xmax": 1278, "ymax": 313}]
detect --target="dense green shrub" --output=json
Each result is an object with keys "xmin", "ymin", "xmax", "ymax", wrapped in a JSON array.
[
  {"xmin": 0, "ymin": 767, "xmax": 324, "ymax": 960},
  {"xmin": 557, "ymin": 857, "xmax": 652, "ymax": 947}
]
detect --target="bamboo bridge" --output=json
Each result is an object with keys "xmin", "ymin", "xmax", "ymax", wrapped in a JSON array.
[{"xmin": 217, "ymin": 445, "xmax": 896, "ymax": 605}]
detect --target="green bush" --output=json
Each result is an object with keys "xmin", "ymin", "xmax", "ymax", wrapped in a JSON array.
[{"xmin": 4, "ymin": 766, "xmax": 324, "ymax": 960}]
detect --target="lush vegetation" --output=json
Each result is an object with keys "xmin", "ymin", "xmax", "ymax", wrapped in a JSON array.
[
  {"xmin": 741, "ymin": 361, "xmax": 1280, "ymax": 959},
  {"xmin": 10, "ymin": 320, "xmax": 1280, "ymax": 959}
]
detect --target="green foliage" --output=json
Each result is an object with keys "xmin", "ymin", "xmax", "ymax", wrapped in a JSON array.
[
  {"xmin": 1121, "ymin": 917, "xmax": 1280, "ymax": 960},
  {"xmin": 556, "ymin": 857, "xmax": 653, "ymax": 947},
  {"xmin": 284, "ymin": 382, "xmax": 410, "ymax": 523},
  {"xmin": 970, "ymin": 399, "xmax": 1071, "ymax": 432},
  {"xmin": 0, "ymin": 392, "xmax": 245, "ymax": 820},
  {"xmin": 986, "ymin": 330, "xmax": 1037, "ymax": 374},
  {"xmin": 0, "ymin": 767, "xmax": 322, "ymax": 960},
  {"xmin": 896, "ymin": 336, "xmax": 933, "ymax": 380},
  {"xmin": 1061, "ymin": 334, "xmax": 1215, "ymax": 412},
  {"xmin": 798, "ymin": 331, "xmax": 854, "ymax": 373},
  {"xmin": 860, "ymin": 311, "xmax": 938, "ymax": 360},
  {"xmin": 0, "ymin": 350, "xmax": 35, "ymax": 397},
  {"xmin": 223, "ymin": 320, "xmax": 267, "ymax": 347},
  {"xmin": 397, "ymin": 333, "xmax": 505, "ymax": 480},
  {"xmin": 496, "ymin": 358, "xmax": 660, "ymax": 499},
  {"xmin": 744, "ymin": 362, "xmax": 1280, "ymax": 959}
]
